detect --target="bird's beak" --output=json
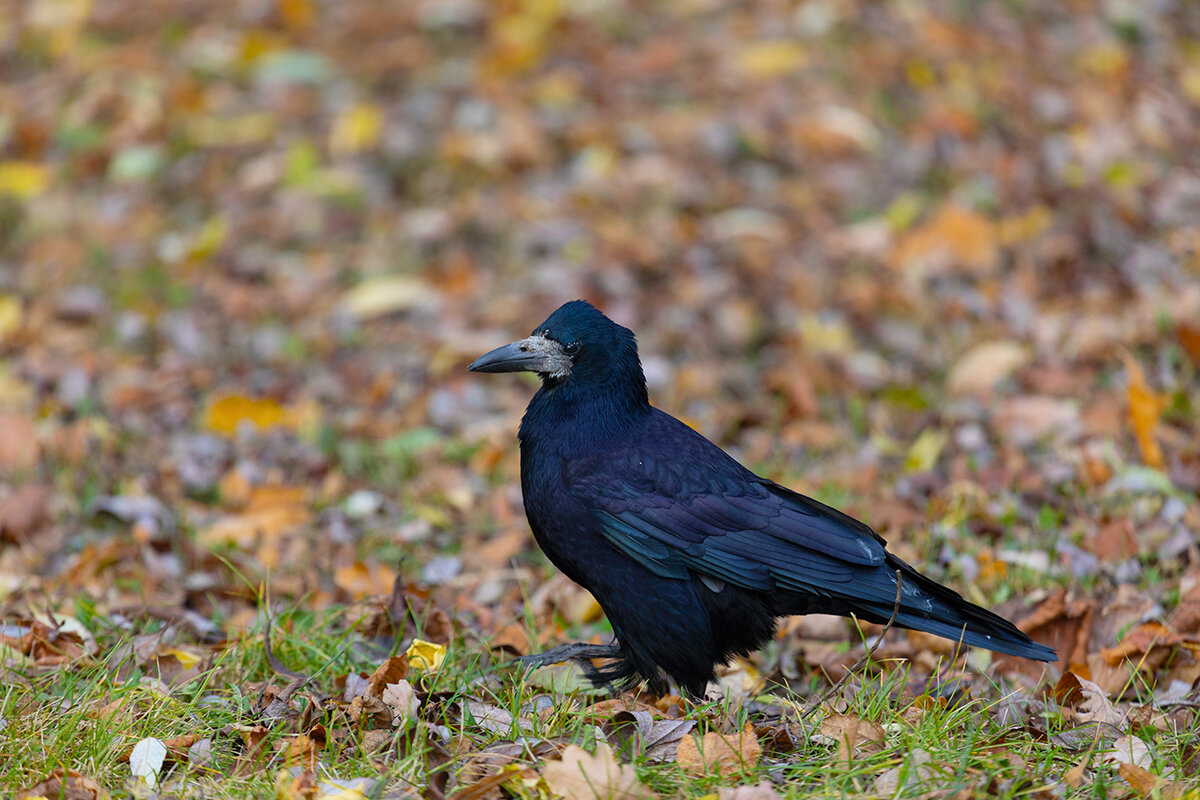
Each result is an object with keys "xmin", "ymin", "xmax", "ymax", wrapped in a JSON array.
[{"xmin": 469, "ymin": 336, "xmax": 572, "ymax": 378}]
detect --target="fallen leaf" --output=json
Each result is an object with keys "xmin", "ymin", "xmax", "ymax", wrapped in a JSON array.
[
  {"xmin": 1118, "ymin": 763, "xmax": 1184, "ymax": 800},
  {"xmin": 543, "ymin": 743, "xmax": 657, "ymax": 800},
  {"xmin": 204, "ymin": 394, "xmax": 287, "ymax": 435},
  {"xmin": 717, "ymin": 782, "xmax": 782, "ymax": 800},
  {"xmin": 1100, "ymin": 622, "xmax": 1180, "ymax": 666},
  {"xmin": 0, "ymin": 294, "xmax": 21, "ymax": 343},
  {"xmin": 946, "ymin": 341, "xmax": 1030, "ymax": 396},
  {"xmin": 340, "ymin": 275, "xmax": 436, "ymax": 320},
  {"xmin": 737, "ymin": 40, "xmax": 807, "ymax": 79},
  {"xmin": 1122, "ymin": 353, "xmax": 1167, "ymax": 469},
  {"xmin": 405, "ymin": 638, "xmax": 446, "ymax": 672},
  {"xmin": 283, "ymin": 725, "xmax": 326, "ymax": 771},
  {"xmin": 465, "ymin": 699, "xmax": 532, "ymax": 736},
  {"xmin": 333, "ymin": 561, "xmax": 397, "ymax": 599},
  {"xmin": 893, "ymin": 204, "xmax": 997, "ymax": 276},
  {"xmin": 1093, "ymin": 519, "xmax": 1138, "ymax": 563},
  {"xmin": 489, "ymin": 622, "xmax": 531, "ymax": 656},
  {"xmin": 605, "ymin": 710, "xmax": 695, "ymax": 763},
  {"xmin": 366, "ymin": 655, "xmax": 409, "ymax": 697},
  {"xmin": 15, "ymin": 769, "xmax": 109, "ymax": 800},
  {"xmin": 873, "ymin": 747, "xmax": 933, "ymax": 795},
  {"xmin": 274, "ymin": 768, "xmax": 318, "ymax": 800},
  {"xmin": 0, "ymin": 161, "xmax": 50, "ymax": 198},
  {"xmin": 1054, "ymin": 672, "xmax": 1124, "ymax": 730},
  {"xmin": 330, "ymin": 103, "xmax": 383, "ymax": 155},
  {"xmin": 381, "ymin": 680, "xmax": 420, "ymax": 724},
  {"xmin": 129, "ymin": 736, "xmax": 168, "ymax": 788},
  {"xmin": 1103, "ymin": 735, "xmax": 1156, "ymax": 771},
  {"xmin": 676, "ymin": 724, "xmax": 762, "ymax": 777},
  {"xmin": 818, "ymin": 714, "xmax": 886, "ymax": 766},
  {"xmin": 0, "ymin": 412, "xmax": 39, "ymax": 474},
  {"xmin": 0, "ymin": 483, "xmax": 52, "ymax": 542}
]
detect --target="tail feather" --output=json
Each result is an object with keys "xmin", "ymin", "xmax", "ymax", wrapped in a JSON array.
[{"xmin": 852, "ymin": 557, "xmax": 1057, "ymax": 662}]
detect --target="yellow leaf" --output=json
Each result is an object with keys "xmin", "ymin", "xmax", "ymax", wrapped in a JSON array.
[
  {"xmin": 485, "ymin": 0, "xmax": 561, "ymax": 75},
  {"xmin": 1180, "ymin": 65, "xmax": 1200, "ymax": 104},
  {"xmin": 186, "ymin": 217, "xmax": 227, "ymax": 262},
  {"xmin": 905, "ymin": 428, "xmax": 947, "ymax": 472},
  {"xmin": 158, "ymin": 646, "xmax": 202, "ymax": 668},
  {"xmin": 405, "ymin": 638, "xmax": 446, "ymax": 672},
  {"xmin": 0, "ymin": 162, "xmax": 50, "ymax": 198},
  {"xmin": 0, "ymin": 295, "xmax": 22, "ymax": 342},
  {"xmin": 738, "ymin": 40, "xmax": 807, "ymax": 79},
  {"xmin": 205, "ymin": 394, "xmax": 287, "ymax": 435},
  {"xmin": 329, "ymin": 103, "xmax": 383, "ymax": 156},
  {"xmin": 1122, "ymin": 353, "xmax": 1167, "ymax": 469}
]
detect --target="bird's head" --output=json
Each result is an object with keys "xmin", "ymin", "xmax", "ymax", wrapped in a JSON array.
[{"xmin": 469, "ymin": 300, "xmax": 647, "ymax": 402}]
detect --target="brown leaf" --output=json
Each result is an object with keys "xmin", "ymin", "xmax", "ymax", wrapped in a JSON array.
[
  {"xmin": 1093, "ymin": 519, "xmax": 1138, "ymax": 563},
  {"xmin": 1100, "ymin": 622, "xmax": 1180, "ymax": 667},
  {"xmin": 0, "ymin": 483, "xmax": 52, "ymax": 542},
  {"xmin": 676, "ymin": 724, "xmax": 762, "ymax": 777},
  {"xmin": 274, "ymin": 768, "xmax": 318, "ymax": 800},
  {"xmin": 1177, "ymin": 323, "xmax": 1200, "ymax": 367},
  {"xmin": 16, "ymin": 769, "xmax": 109, "ymax": 800},
  {"xmin": 1118, "ymin": 763, "xmax": 1184, "ymax": 800},
  {"xmin": 542, "ymin": 743, "xmax": 657, "ymax": 800},
  {"xmin": 1054, "ymin": 672, "xmax": 1123, "ymax": 730},
  {"xmin": 818, "ymin": 714, "xmax": 886, "ymax": 766},
  {"xmin": 349, "ymin": 694, "xmax": 393, "ymax": 728},
  {"xmin": 488, "ymin": 622, "xmax": 531, "ymax": 656},
  {"xmin": 329, "ymin": 560, "xmax": 398, "ymax": 600},
  {"xmin": 282, "ymin": 725, "xmax": 326, "ymax": 771},
  {"xmin": 367, "ymin": 655, "xmax": 410, "ymax": 697},
  {"xmin": 0, "ymin": 412, "xmax": 39, "ymax": 474}
]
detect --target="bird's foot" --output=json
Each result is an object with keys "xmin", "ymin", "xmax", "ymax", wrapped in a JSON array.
[{"xmin": 514, "ymin": 643, "xmax": 623, "ymax": 685}]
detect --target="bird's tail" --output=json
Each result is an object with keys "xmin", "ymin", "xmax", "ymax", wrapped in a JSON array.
[{"xmin": 843, "ymin": 556, "xmax": 1057, "ymax": 662}]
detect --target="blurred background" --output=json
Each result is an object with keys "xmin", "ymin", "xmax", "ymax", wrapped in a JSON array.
[{"xmin": 1, "ymin": 0, "xmax": 1199, "ymax": 685}]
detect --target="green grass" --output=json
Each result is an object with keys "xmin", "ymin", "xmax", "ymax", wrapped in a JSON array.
[{"xmin": 5, "ymin": 600, "xmax": 1189, "ymax": 798}]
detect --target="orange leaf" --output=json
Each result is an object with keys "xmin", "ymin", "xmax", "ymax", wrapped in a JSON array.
[
  {"xmin": 1121, "ymin": 353, "xmax": 1167, "ymax": 469},
  {"xmin": 204, "ymin": 394, "xmax": 287, "ymax": 435}
]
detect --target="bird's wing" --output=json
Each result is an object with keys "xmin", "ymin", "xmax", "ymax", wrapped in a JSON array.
[{"xmin": 561, "ymin": 412, "xmax": 896, "ymax": 604}]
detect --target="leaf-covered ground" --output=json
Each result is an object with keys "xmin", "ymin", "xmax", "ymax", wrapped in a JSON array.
[{"xmin": 2, "ymin": 0, "xmax": 1200, "ymax": 797}]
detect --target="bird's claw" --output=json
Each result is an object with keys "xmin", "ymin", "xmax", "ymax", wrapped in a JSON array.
[{"xmin": 513, "ymin": 643, "xmax": 623, "ymax": 685}]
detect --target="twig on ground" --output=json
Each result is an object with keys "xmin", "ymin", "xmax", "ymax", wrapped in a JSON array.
[{"xmin": 805, "ymin": 569, "xmax": 903, "ymax": 717}]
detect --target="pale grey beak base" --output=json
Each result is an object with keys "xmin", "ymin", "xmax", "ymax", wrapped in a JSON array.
[{"xmin": 469, "ymin": 336, "xmax": 573, "ymax": 379}]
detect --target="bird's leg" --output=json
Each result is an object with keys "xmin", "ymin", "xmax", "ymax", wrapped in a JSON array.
[{"xmin": 513, "ymin": 643, "xmax": 624, "ymax": 685}]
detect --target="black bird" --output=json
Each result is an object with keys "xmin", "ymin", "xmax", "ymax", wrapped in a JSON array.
[{"xmin": 470, "ymin": 300, "xmax": 1055, "ymax": 697}]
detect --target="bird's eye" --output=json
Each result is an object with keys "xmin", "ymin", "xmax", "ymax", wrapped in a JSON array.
[{"xmin": 564, "ymin": 341, "xmax": 580, "ymax": 356}]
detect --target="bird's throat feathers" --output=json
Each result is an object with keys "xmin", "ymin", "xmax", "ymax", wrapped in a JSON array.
[{"xmin": 519, "ymin": 355, "xmax": 650, "ymax": 449}]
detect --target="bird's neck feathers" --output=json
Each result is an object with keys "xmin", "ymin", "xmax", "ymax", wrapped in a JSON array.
[{"xmin": 519, "ymin": 351, "xmax": 650, "ymax": 449}]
